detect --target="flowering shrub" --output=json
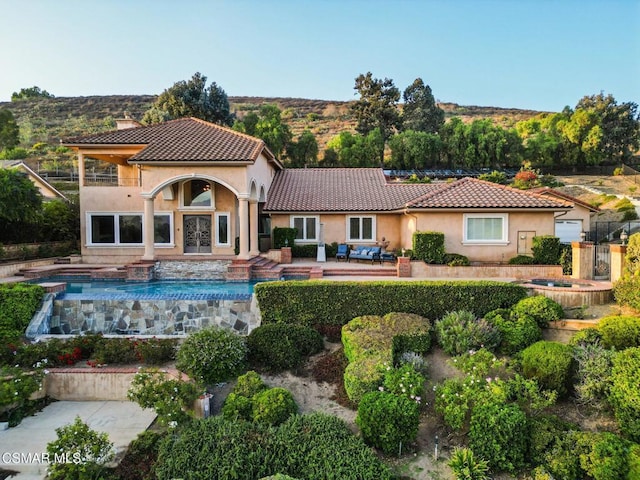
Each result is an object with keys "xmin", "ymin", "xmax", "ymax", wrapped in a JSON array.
[
  {"xmin": 176, "ymin": 326, "xmax": 247, "ymax": 385},
  {"xmin": 127, "ymin": 368, "xmax": 200, "ymax": 426},
  {"xmin": 0, "ymin": 364, "xmax": 45, "ymax": 409},
  {"xmin": 57, "ymin": 346, "xmax": 82, "ymax": 365},
  {"xmin": 381, "ymin": 364, "xmax": 425, "ymax": 407},
  {"xmin": 356, "ymin": 391, "xmax": 420, "ymax": 456},
  {"xmin": 46, "ymin": 416, "xmax": 114, "ymax": 480},
  {"xmin": 92, "ymin": 337, "xmax": 137, "ymax": 365}
]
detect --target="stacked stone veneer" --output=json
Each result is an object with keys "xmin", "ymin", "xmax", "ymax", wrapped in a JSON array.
[
  {"xmin": 50, "ymin": 296, "xmax": 260, "ymax": 336},
  {"xmin": 154, "ymin": 260, "xmax": 232, "ymax": 280}
]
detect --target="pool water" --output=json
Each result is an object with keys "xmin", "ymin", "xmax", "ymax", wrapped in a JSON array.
[{"xmin": 32, "ymin": 277, "xmax": 258, "ymax": 300}]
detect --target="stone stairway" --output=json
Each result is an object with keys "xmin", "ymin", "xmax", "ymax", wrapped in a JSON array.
[{"xmin": 322, "ymin": 266, "xmax": 396, "ymax": 277}]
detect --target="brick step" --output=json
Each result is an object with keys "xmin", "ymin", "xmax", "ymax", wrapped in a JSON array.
[{"xmin": 322, "ymin": 268, "xmax": 395, "ymax": 277}]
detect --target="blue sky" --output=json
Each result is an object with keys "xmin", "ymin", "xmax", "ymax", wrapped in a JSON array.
[{"xmin": 1, "ymin": 0, "xmax": 638, "ymax": 111}]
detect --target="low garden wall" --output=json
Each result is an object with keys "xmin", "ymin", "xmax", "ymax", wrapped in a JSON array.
[
  {"xmin": 0, "ymin": 258, "xmax": 57, "ymax": 278},
  {"xmin": 44, "ymin": 368, "xmax": 139, "ymax": 401},
  {"xmin": 411, "ymin": 262, "xmax": 564, "ymax": 279}
]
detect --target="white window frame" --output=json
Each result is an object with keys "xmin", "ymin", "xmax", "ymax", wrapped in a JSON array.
[
  {"xmin": 290, "ymin": 215, "xmax": 319, "ymax": 243},
  {"xmin": 346, "ymin": 215, "xmax": 376, "ymax": 243},
  {"xmin": 463, "ymin": 213, "xmax": 509, "ymax": 245},
  {"xmin": 215, "ymin": 212, "xmax": 231, "ymax": 247},
  {"xmin": 86, "ymin": 212, "xmax": 143, "ymax": 246},
  {"xmin": 153, "ymin": 212, "xmax": 174, "ymax": 247},
  {"xmin": 179, "ymin": 179, "xmax": 215, "ymax": 210}
]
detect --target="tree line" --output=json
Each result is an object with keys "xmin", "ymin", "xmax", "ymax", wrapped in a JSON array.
[{"xmin": 2, "ymin": 73, "xmax": 638, "ymax": 171}]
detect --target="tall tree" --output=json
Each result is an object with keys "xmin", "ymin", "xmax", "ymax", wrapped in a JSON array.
[
  {"xmin": 142, "ymin": 72, "xmax": 234, "ymax": 126},
  {"xmin": 576, "ymin": 93, "xmax": 640, "ymax": 162},
  {"xmin": 11, "ymin": 86, "xmax": 54, "ymax": 101},
  {"xmin": 388, "ymin": 130, "xmax": 442, "ymax": 169},
  {"xmin": 234, "ymin": 105, "xmax": 292, "ymax": 159},
  {"xmin": 351, "ymin": 72, "xmax": 401, "ymax": 163},
  {"xmin": 401, "ymin": 78, "xmax": 445, "ymax": 134},
  {"xmin": 0, "ymin": 169, "xmax": 42, "ymax": 227},
  {"xmin": 287, "ymin": 129, "xmax": 318, "ymax": 167},
  {"xmin": 0, "ymin": 109, "xmax": 20, "ymax": 150}
]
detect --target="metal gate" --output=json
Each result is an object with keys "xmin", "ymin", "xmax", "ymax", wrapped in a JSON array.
[{"xmin": 594, "ymin": 244, "xmax": 611, "ymax": 280}]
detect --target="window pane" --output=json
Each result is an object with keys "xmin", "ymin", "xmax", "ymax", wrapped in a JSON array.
[
  {"xmin": 217, "ymin": 215, "xmax": 229, "ymax": 245},
  {"xmin": 154, "ymin": 215, "xmax": 171, "ymax": 244},
  {"xmin": 293, "ymin": 217, "xmax": 304, "ymax": 239},
  {"xmin": 468, "ymin": 217, "xmax": 503, "ymax": 241},
  {"xmin": 306, "ymin": 217, "xmax": 316, "ymax": 240},
  {"xmin": 119, "ymin": 215, "xmax": 143, "ymax": 244},
  {"xmin": 185, "ymin": 180, "xmax": 211, "ymax": 207},
  {"xmin": 349, "ymin": 218, "xmax": 360, "ymax": 239},
  {"xmin": 362, "ymin": 217, "xmax": 373, "ymax": 240},
  {"xmin": 91, "ymin": 216, "xmax": 115, "ymax": 244}
]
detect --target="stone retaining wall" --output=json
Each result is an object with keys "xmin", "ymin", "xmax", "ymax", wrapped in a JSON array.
[
  {"xmin": 51, "ymin": 296, "xmax": 260, "ymax": 336},
  {"xmin": 154, "ymin": 260, "xmax": 231, "ymax": 280},
  {"xmin": 0, "ymin": 258, "xmax": 56, "ymax": 279}
]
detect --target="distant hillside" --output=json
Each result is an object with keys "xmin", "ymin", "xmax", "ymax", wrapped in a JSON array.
[{"xmin": 0, "ymin": 95, "xmax": 547, "ymax": 154}]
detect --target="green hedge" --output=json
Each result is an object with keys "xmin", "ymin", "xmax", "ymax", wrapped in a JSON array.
[
  {"xmin": 255, "ymin": 280, "xmax": 528, "ymax": 327},
  {"xmin": 413, "ymin": 231, "xmax": 445, "ymax": 264},
  {"xmin": 613, "ymin": 275, "xmax": 640, "ymax": 311},
  {"xmin": 0, "ymin": 283, "xmax": 45, "ymax": 342},
  {"xmin": 532, "ymin": 235, "xmax": 562, "ymax": 265}
]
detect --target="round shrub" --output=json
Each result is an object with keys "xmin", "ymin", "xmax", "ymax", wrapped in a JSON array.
[
  {"xmin": 343, "ymin": 356, "xmax": 386, "ymax": 404},
  {"xmin": 469, "ymin": 402, "xmax": 528, "ymax": 473},
  {"xmin": 508, "ymin": 255, "xmax": 536, "ymax": 265},
  {"xmin": 222, "ymin": 392, "xmax": 253, "ymax": 421},
  {"xmin": 176, "ymin": 326, "xmax": 247, "ymax": 385},
  {"xmin": 628, "ymin": 443, "xmax": 640, "ymax": 480},
  {"xmin": 576, "ymin": 431, "xmax": 632, "ymax": 480},
  {"xmin": 608, "ymin": 347, "xmax": 640, "ymax": 442},
  {"xmin": 573, "ymin": 343, "xmax": 614, "ymax": 407},
  {"xmin": 569, "ymin": 327, "xmax": 603, "ymax": 347},
  {"xmin": 247, "ymin": 323, "xmax": 324, "ymax": 372},
  {"xmin": 435, "ymin": 310, "xmax": 501, "ymax": 355},
  {"xmin": 511, "ymin": 296, "xmax": 564, "ymax": 327},
  {"xmin": 356, "ymin": 391, "xmax": 420, "ymax": 456},
  {"xmin": 613, "ymin": 275, "xmax": 640, "ymax": 311},
  {"xmin": 520, "ymin": 341, "xmax": 574, "ymax": 397},
  {"xmin": 486, "ymin": 312, "xmax": 541, "ymax": 355},
  {"xmin": 597, "ymin": 315, "xmax": 640, "ymax": 350},
  {"xmin": 252, "ymin": 387, "xmax": 298, "ymax": 426},
  {"xmin": 155, "ymin": 413, "xmax": 393, "ymax": 480},
  {"xmin": 528, "ymin": 414, "xmax": 577, "ymax": 466},
  {"xmin": 233, "ymin": 370, "xmax": 267, "ymax": 397}
]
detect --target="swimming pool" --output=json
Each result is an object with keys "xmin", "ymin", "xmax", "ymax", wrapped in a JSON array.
[{"xmin": 31, "ymin": 277, "xmax": 257, "ymax": 301}]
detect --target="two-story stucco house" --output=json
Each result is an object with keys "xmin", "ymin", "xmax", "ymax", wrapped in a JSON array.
[{"xmin": 65, "ymin": 117, "xmax": 574, "ymax": 268}]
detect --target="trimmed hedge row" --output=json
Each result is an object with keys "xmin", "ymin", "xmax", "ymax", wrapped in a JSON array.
[{"xmin": 255, "ymin": 280, "xmax": 528, "ymax": 327}]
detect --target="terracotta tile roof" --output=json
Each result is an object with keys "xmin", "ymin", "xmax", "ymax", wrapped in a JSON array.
[
  {"xmin": 264, "ymin": 168, "xmax": 440, "ymax": 212},
  {"xmin": 265, "ymin": 171, "xmax": 573, "ymax": 212},
  {"xmin": 407, "ymin": 177, "xmax": 573, "ymax": 209},
  {"xmin": 64, "ymin": 117, "xmax": 273, "ymax": 164},
  {"xmin": 529, "ymin": 187, "xmax": 599, "ymax": 212}
]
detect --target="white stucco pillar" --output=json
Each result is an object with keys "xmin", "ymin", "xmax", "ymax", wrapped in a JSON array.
[
  {"xmin": 238, "ymin": 197, "xmax": 250, "ymax": 259},
  {"xmin": 77, "ymin": 152, "xmax": 85, "ymax": 185},
  {"xmin": 142, "ymin": 196, "xmax": 155, "ymax": 261},
  {"xmin": 249, "ymin": 199, "xmax": 259, "ymax": 256}
]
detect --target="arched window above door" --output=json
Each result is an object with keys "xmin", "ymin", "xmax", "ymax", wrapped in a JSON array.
[{"xmin": 181, "ymin": 179, "xmax": 214, "ymax": 209}]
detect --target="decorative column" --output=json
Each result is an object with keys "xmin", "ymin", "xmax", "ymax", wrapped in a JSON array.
[
  {"xmin": 610, "ymin": 244, "xmax": 627, "ymax": 284},
  {"xmin": 141, "ymin": 196, "xmax": 155, "ymax": 261},
  {"xmin": 397, "ymin": 256, "xmax": 411, "ymax": 278},
  {"xmin": 249, "ymin": 199, "xmax": 259, "ymax": 256},
  {"xmin": 237, "ymin": 197, "xmax": 250, "ymax": 260},
  {"xmin": 571, "ymin": 241, "xmax": 594, "ymax": 280}
]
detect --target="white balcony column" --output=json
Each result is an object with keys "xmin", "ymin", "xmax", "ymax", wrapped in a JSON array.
[
  {"xmin": 142, "ymin": 196, "xmax": 155, "ymax": 261},
  {"xmin": 249, "ymin": 199, "xmax": 259, "ymax": 256},
  {"xmin": 237, "ymin": 196, "xmax": 250, "ymax": 260}
]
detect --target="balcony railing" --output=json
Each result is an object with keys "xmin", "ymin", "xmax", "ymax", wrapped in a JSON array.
[{"xmin": 83, "ymin": 174, "xmax": 140, "ymax": 187}]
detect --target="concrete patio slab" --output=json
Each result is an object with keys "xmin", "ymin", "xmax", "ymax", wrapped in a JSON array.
[{"xmin": 0, "ymin": 401, "xmax": 157, "ymax": 479}]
